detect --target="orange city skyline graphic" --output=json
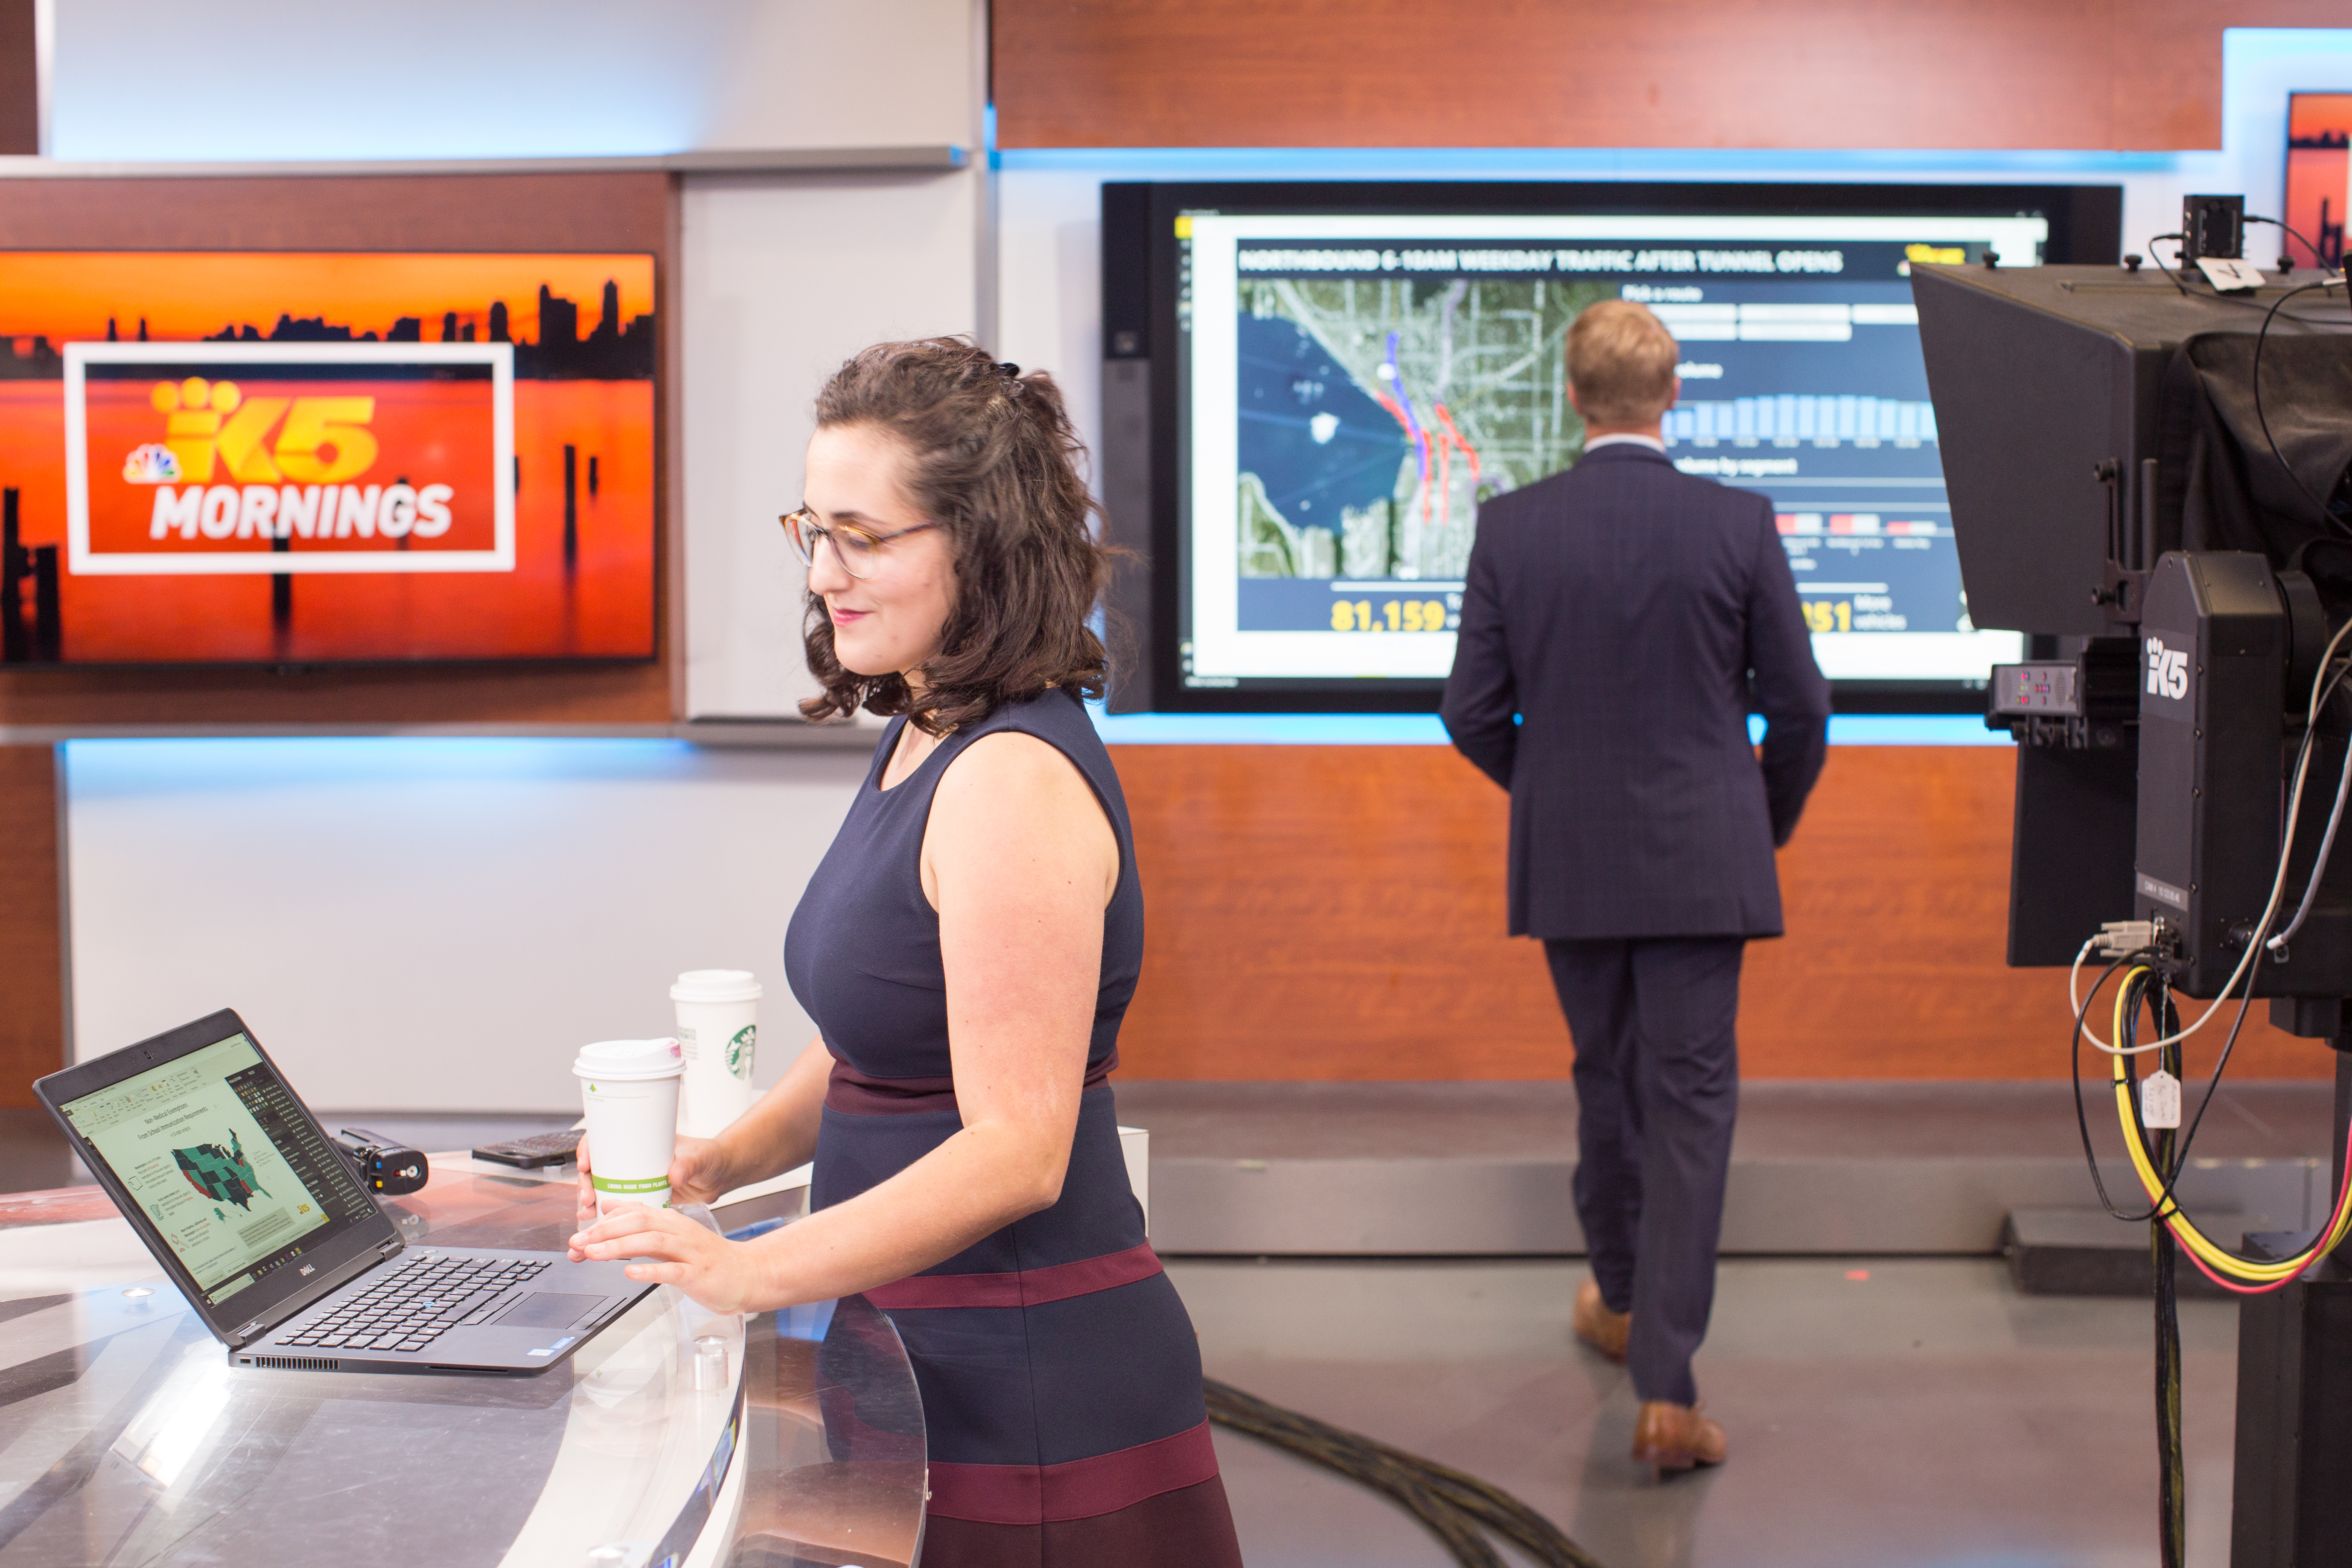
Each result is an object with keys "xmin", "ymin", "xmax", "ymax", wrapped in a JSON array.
[{"xmin": 0, "ymin": 252, "xmax": 655, "ymax": 350}]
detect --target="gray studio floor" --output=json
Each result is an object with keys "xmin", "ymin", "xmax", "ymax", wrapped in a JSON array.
[{"xmin": 1179, "ymin": 1256, "xmax": 2235, "ymax": 1568}]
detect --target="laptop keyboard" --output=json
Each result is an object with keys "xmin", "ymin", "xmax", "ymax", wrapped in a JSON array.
[{"xmin": 276, "ymin": 1254, "xmax": 553, "ymax": 1355}]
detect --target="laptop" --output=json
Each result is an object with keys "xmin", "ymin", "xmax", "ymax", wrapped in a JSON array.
[{"xmin": 35, "ymin": 1007, "xmax": 656, "ymax": 1375}]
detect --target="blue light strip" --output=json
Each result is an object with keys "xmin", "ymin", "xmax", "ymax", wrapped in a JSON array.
[
  {"xmin": 1087, "ymin": 709, "xmax": 2005, "ymax": 747},
  {"xmin": 61, "ymin": 737, "xmax": 703, "ymax": 796}
]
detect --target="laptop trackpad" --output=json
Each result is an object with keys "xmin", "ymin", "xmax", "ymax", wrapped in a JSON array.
[{"xmin": 493, "ymin": 1292, "xmax": 608, "ymax": 1329}]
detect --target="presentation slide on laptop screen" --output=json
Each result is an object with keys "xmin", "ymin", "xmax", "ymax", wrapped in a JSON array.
[
  {"xmin": 0, "ymin": 251, "xmax": 656, "ymax": 666},
  {"xmin": 1177, "ymin": 212, "xmax": 2038, "ymax": 691},
  {"xmin": 62, "ymin": 1033, "xmax": 372, "ymax": 1306}
]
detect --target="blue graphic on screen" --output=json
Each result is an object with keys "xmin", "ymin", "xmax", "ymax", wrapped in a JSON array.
[{"xmin": 1236, "ymin": 311, "xmax": 1409, "ymax": 575}]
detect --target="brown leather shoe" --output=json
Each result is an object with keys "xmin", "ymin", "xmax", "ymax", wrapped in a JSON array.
[
  {"xmin": 1572, "ymin": 1279, "xmax": 1630, "ymax": 1363},
  {"xmin": 1632, "ymin": 1401, "xmax": 1726, "ymax": 1474}
]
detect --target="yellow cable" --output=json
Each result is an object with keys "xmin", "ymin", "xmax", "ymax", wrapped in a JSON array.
[{"xmin": 2106, "ymin": 968, "xmax": 2352, "ymax": 1280}]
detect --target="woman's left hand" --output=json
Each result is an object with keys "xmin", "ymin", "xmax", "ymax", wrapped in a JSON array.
[{"xmin": 568, "ymin": 1205, "xmax": 770, "ymax": 1314}]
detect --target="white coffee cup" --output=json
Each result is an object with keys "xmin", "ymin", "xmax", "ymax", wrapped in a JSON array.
[
  {"xmin": 575, "ymin": 1038, "xmax": 685, "ymax": 1215},
  {"xmin": 671, "ymin": 970, "xmax": 761, "ymax": 1139}
]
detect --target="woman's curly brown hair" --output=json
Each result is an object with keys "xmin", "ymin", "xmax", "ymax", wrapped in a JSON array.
[{"xmin": 799, "ymin": 338, "xmax": 1112, "ymax": 734}]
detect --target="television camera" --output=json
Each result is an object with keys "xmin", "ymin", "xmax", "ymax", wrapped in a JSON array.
[{"xmin": 1915, "ymin": 209, "xmax": 2352, "ymax": 1568}]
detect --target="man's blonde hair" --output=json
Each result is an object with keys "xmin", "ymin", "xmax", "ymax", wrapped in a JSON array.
[{"xmin": 1566, "ymin": 300, "xmax": 1680, "ymax": 428}]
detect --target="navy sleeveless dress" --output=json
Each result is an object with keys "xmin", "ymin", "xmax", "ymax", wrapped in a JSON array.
[{"xmin": 783, "ymin": 688, "xmax": 1244, "ymax": 1566}]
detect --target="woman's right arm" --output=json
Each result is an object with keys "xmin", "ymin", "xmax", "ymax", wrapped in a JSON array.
[{"xmin": 574, "ymin": 1036, "xmax": 832, "ymax": 1227}]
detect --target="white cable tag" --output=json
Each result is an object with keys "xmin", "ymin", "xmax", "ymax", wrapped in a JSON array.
[
  {"xmin": 2195, "ymin": 257, "xmax": 2265, "ymax": 292},
  {"xmin": 2142, "ymin": 1070, "xmax": 2183, "ymax": 1130}
]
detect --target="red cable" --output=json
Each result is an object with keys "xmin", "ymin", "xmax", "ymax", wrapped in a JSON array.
[{"xmin": 2159, "ymin": 1105, "xmax": 2352, "ymax": 1296}]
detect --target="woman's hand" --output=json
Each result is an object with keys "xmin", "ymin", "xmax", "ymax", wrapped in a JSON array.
[
  {"xmin": 571, "ymin": 1134, "xmax": 737, "ymax": 1253},
  {"xmin": 567, "ymin": 1204, "xmax": 773, "ymax": 1314}
]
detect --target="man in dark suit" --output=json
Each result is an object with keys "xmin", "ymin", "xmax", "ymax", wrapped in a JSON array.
[{"xmin": 1440, "ymin": 299, "xmax": 1829, "ymax": 1473}]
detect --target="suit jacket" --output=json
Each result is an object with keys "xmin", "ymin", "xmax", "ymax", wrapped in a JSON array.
[{"xmin": 1440, "ymin": 442, "xmax": 1830, "ymax": 940}]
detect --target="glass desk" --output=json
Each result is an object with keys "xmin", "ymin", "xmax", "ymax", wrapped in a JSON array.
[{"xmin": 0, "ymin": 1163, "xmax": 927, "ymax": 1568}]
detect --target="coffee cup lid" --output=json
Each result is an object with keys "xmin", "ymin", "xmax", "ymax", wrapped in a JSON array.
[
  {"xmin": 671, "ymin": 968, "xmax": 763, "ymax": 1004},
  {"xmin": 573, "ymin": 1038, "xmax": 685, "ymax": 1081}
]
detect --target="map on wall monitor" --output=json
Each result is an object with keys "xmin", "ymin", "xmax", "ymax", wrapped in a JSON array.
[{"xmin": 1177, "ymin": 211, "xmax": 2044, "ymax": 694}]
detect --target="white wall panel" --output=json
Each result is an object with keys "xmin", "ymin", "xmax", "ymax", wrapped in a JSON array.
[
  {"xmin": 997, "ymin": 169, "xmax": 1110, "ymax": 501},
  {"xmin": 51, "ymin": 0, "xmax": 979, "ymax": 161},
  {"xmin": 64, "ymin": 739, "xmax": 867, "ymax": 1112},
  {"xmin": 680, "ymin": 170, "xmax": 981, "ymax": 719}
]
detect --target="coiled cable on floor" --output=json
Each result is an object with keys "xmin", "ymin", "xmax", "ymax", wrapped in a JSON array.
[{"xmin": 1204, "ymin": 1377, "xmax": 1611, "ymax": 1568}]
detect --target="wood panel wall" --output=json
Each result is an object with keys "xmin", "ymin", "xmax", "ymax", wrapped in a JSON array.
[
  {"xmin": 1108, "ymin": 743, "xmax": 2333, "ymax": 1080},
  {"xmin": 994, "ymin": 0, "xmax": 2346, "ymax": 152},
  {"xmin": 0, "ymin": 0, "xmax": 34, "ymax": 157},
  {"xmin": 0, "ymin": 172, "xmax": 680, "ymax": 728},
  {"xmin": 0, "ymin": 744, "xmax": 60, "ymax": 1106}
]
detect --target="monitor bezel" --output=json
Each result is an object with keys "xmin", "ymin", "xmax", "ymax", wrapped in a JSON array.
[
  {"xmin": 34, "ymin": 1007, "xmax": 403, "ymax": 1346},
  {"xmin": 1112, "ymin": 178, "xmax": 2124, "ymax": 714}
]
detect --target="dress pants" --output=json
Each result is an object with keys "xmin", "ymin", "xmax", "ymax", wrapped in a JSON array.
[{"xmin": 1544, "ymin": 936, "xmax": 1744, "ymax": 1407}]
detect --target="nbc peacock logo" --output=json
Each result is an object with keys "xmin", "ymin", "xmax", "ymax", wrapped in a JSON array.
[{"xmin": 122, "ymin": 443, "xmax": 181, "ymax": 483}]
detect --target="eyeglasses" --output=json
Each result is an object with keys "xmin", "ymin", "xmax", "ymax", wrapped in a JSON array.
[{"xmin": 781, "ymin": 508, "xmax": 940, "ymax": 581}]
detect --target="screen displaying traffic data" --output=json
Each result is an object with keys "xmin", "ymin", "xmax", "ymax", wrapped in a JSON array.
[{"xmin": 1175, "ymin": 211, "xmax": 2039, "ymax": 695}]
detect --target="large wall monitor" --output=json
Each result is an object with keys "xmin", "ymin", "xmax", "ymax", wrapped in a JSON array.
[
  {"xmin": 0, "ymin": 252, "xmax": 656, "ymax": 667},
  {"xmin": 1100, "ymin": 181, "xmax": 2121, "ymax": 712}
]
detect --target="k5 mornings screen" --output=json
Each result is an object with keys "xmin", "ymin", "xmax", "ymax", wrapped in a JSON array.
[
  {"xmin": 61, "ymin": 1033, "xmax": 379, "ymax": 1308},
  {"xmin": 0, "ymin": 251, "xmax": 656, "ymax": 667},
  {"xmin": 1175, "ymin": 210, "xmax": 2037, "ymax": 695}
]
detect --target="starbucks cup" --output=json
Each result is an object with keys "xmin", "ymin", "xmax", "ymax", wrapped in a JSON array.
[
  {"xmin": 671, "ymin": 970, "xmax": 761, "ymax": 1139},
  {"xmin": 575, "ymin": 1038, "xmax": 685, "ymax": 1215}
]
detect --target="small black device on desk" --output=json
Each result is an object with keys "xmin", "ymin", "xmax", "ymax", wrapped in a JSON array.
[
  {"xmin": 335, "ymin": 1128, "xmax": 430, "ymax": 1195},
  {"xmin": 472, "ymin": 1129, "xmax": 583, "ymax": 1169}
]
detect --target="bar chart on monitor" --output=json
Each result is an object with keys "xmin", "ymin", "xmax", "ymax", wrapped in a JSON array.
[{"xmin": 1647, "ymin": 283, "xmax": 1996, "ymax": 682}]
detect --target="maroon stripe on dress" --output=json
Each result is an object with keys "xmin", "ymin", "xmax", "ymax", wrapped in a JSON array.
[
  {"xmin": 823, "ymin": 1048, "xmax": 1118, "ymax": 1115},
  {"xmin": 924, "ymin": 1419, "xmax": 1222, "ymax": 1525},
  {"xmin": 866, "ymin": 1242, "xmax": 1161, "ymax": 1310},
  {"xmin": 921, "ymin": 1475, "xmax": 1244, "ymax": 1566}
]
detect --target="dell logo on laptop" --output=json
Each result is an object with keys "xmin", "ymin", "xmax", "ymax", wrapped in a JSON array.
[{"xmin": 299, "ymin": 1264, "xmax": 315, "ymax": 1277}]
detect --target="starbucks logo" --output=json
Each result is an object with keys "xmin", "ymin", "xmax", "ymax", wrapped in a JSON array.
[{"xmin": 726, "ymin": 1024, "xmax": 756, "ymax": 1080}]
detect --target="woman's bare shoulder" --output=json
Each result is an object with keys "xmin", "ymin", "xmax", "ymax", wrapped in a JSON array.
[{"xmin": 932, "ymin": 729, "xmax": 1095, "ymax": 817}]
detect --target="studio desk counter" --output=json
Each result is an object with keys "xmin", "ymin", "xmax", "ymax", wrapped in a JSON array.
[{"xmin": 0, "ymin": 1160, "xmax": 925, "ymax": 1568}]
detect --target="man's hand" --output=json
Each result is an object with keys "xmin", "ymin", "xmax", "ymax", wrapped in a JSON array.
[
  {"xmin": 572, "ymin": 1134, "xmax": 735, "ymax": 1249},
  {"xmin": 567, "ymin": 1204, "xmax": 770, "ymax": 1314}
]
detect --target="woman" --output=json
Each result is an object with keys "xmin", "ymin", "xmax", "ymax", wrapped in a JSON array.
[{"xmin": 569, "ymin": 339, "xmax": 1245, "ymax": 1565}]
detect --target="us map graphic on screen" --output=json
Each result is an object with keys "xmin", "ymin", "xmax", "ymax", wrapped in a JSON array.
[
  {"xmin": 0, "ymin": 251, "xmax": 656, "ymax": 666},
  {"xmin": 64, "ymin": 1033, "xmax": 334, "ymax": 1302},
  {"xmin": 1180, "ymin": 213, "xmax": 2040, "ymax": 689},
  {"xmin": 175, "ymin": 1130, "xmax": 270, "ymax": 1210}
]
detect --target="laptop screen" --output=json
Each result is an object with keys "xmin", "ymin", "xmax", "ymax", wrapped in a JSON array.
[{"xmin": 60, "ymin": 1030, "xmax": 382, "ymax": 1308}]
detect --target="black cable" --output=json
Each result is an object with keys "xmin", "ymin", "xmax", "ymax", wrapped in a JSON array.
[
  {"xmin": 2249, "ymin": 213, "xmax": 2331, "ymax": 271},
  {"xmin": 1203, "ymin": 1379, "xmax": 1610, "ymax": 1568},
  {"xmin": 2251, "ymin": 276, "xmax": 2352, "ymax": 533},
  {"xmin": 2068, "ymin": 944, "xmax": 2262, "ymax": 1226},
  {"xmin": 2145, "ymin": 230, "xmax": 2345, "ymax": 318},
  {"xmin": 2146, "ymin": 234, "xmax": 2196, "ymax": 297},
  {"xmin": 2149, "ymin": 976, "xmax": 2186, "ymax": 1568},
  {"xmin": 2070, "ymin": 949, "xmax": 2142, "ymax": 1219}
]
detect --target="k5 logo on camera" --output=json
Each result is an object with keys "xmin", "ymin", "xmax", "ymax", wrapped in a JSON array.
[
  {"xmin": 64, "ymin": 342, "xmax": 518, "ymax": 578},
  {"xmin": 2145, "ymin": 636, "xmax": 2191, "ymax": 704}
]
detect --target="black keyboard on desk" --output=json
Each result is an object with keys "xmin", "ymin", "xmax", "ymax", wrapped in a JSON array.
[{"xmin": 277, "ymin": 1255, "xmax": 552, "ymax": 1353}]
